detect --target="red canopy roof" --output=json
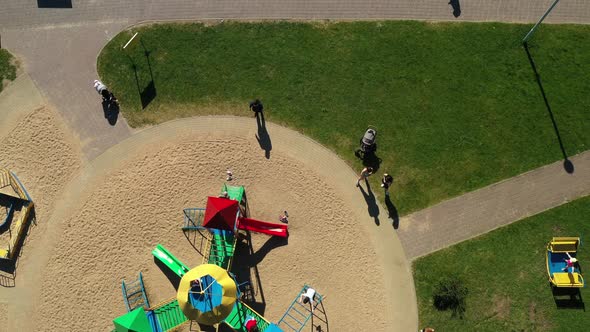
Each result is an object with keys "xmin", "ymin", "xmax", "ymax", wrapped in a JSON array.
[{"xmin": 202, "ymin": 196, "xmax": 239, "ymax": 230}]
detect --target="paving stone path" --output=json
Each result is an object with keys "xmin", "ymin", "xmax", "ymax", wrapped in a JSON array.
[{"xmin": 398, "ymin": 151, "xmax": 590, "ymax": 260}]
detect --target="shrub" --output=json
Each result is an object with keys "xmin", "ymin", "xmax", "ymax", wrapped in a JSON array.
[{"xmin": 433, "ymin": 275, "xmax": 468, "ymax": 318}]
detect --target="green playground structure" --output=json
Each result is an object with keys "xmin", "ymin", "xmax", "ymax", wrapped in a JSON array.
[
  {"xmin": 152, "ymin": 244, "xmax": 190, "ymax": 277},
  {"xmin": 114, "ymin": 184, "xmax": 322, "ymax": 332}
]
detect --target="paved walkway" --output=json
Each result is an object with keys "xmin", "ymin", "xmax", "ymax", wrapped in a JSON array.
[
  {"xmin": 398, "ymin": 151, "xmax": 590, "ymax": 260},
  {"xmin": 0, "ymin": 23, "xmax": 132, "ymax": 160},
  {"xmin": 1, "ymin": 1, "xmax": 589, "ymax": 160},
  {"xmin": 1, "ymin": 0, "xmax": 589, "ymax": 29}
]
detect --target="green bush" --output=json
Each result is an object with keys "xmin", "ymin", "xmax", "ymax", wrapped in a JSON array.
[
  {"xmin": 433, "ymin": 276, "xmax": 468, "ymax": 318},
  {"xmin": 0, "ymin": 49, "xmax": 17, "ymax": 86}
]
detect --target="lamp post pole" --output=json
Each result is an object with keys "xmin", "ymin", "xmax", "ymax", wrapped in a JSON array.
[{"xmin": 522, "ymin": 0, "xmax": 561, "ymax": 44}]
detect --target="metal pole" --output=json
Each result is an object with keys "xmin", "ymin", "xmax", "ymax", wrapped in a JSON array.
[{"xmin": 523, "ymin": 0, "xmax": 561, "ymax": 44}]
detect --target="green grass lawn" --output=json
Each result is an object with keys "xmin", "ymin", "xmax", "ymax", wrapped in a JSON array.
[
  {"xmin": 98, "ymin": 21, "xmax": 590, "ymax": 215},
  {"xmin": 0, "ymin": 49, "xmax": 17, "ymax": 93},
  {"xmin": 414, "ymin": 196, "xmax": 590, "ymax": 331}
]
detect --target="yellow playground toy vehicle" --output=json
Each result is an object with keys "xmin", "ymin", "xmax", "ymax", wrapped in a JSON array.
[{"xmin": 546, "ymin": 237, "xmax": 584, "ymax": 288}]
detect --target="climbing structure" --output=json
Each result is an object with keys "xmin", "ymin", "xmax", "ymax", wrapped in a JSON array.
[
  {"xmin": 113, "ymin": 183, "xmax": 322, "ymax": 332},
  {"xmin": 0, "ymin": 168, "xmax": 34, "ymax": 260},
  {"xmin": 277, "ymin": 285, "xmax": 325, "ymax": 332},
  {"xmin": 122, "ymin": 272, "xmax": 150, "ymax": 312}
]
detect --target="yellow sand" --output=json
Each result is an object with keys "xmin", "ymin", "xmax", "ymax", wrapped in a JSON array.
[{"xmin": 0, "ymin": 106, "xmax": 415, "ymax": 331}]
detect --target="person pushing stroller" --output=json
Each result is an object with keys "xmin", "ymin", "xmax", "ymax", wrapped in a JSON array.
[
  {"xmin": 94, "ymin": 80, "xmax": 119, "ymax": 106},
  {"xmin": 355, "ymin": 126, "xmax": 377, "ymax": 160}
]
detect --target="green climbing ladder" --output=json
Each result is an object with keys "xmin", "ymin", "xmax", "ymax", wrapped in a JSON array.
[{"xmin": 207, "ymin": 230, "xmax": 236, "ymax": 270}]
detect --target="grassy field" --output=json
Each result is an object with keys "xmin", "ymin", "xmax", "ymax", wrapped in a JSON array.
[
  {"xmin": 98, "ymin": 21, "xmax": 590, "ymax": 215},
  {"xmin": 414, "ymin": 196, "xmax": 590, "ymax": 331},
  {"xmin": 0, "ymin": 49, "xmax": 17, "ymax": 93}
]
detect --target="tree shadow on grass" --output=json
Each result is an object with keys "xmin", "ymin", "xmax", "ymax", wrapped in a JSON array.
[
  {"xmin": 523, "ymin": 42, "xmax": 574, "ymax": 174},
  {"xmin": 125, "ymin": 39, "xmax": 157, "ymax": 110}
]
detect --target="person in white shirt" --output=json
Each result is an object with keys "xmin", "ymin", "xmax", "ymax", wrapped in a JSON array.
[{"xmin": 298, "ymin": 287, "xmax": 317, "ymax": 312}]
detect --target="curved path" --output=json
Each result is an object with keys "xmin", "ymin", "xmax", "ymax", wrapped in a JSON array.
[
  {"xmin": 10, "ymin": 115, "xmax": 417, "ymax": 331},
  {"xmin": 1, "ymin": 1, "xmax": 589, "ymax": 160}
]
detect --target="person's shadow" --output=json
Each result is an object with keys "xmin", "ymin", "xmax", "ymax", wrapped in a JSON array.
[
  {"xmin": 101, "ymin": 100, "xmax": 120, "ymax": 126},
  {"xmin": 255, "ymin": 112, "xmax": 272, "ymax": 159},
  {"xmin": 449, "ymin": 0, "xmax": 461, "ymax": 17},
  {"xmin": 384, "ymin": 194, "xmax": 400, "ymax": 229},
  {"xmin": 358, "ymin": 180, "xmax": 380, "ymax": 225}
]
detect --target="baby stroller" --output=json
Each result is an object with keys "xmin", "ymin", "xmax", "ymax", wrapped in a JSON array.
[{"xmin": 355, "ymin": 126, "xmax": 377, "ymax": 159}]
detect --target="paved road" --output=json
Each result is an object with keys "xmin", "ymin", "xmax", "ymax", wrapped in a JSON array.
[{"xmin": 1, "ymin": 0, "xmax": 589, "ymax": 29}]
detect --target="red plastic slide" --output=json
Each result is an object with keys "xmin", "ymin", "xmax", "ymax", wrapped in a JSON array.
[{"xmin": 237, "ymin": 217, "xmax": 289, "ymax": 238}]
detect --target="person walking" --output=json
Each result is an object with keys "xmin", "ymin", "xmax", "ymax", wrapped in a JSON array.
[
  {"xmin": 249, "ymin": 99, "xmax": 264, "ymax": 116},
  {"xmin": 381, "ymin": 173, "xmax": 394, "ymax": 196},
  {"xmin": 356, "ymin": 167, "xmax": 374, "ymax": 187},
  {"xmin": 93, "ymin": 80, "xmax": 118, "ymax": 105}
]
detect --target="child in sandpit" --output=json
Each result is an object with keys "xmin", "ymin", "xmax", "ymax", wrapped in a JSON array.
[
  {"xmin": 279, "ymin": 211, "xmax": 289, "ymax": 223},
  {"xmin": 298, "ymin": 287, "xmax": 317, "ymax": 312}
]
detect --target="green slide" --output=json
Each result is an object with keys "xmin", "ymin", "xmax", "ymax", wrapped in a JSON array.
[{"xmin": 152, "ymin": 244, "xmax": 190, "ymax": 277}]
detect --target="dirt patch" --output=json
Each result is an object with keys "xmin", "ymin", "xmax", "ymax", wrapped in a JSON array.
[
  {"xmin": 529, "ymin": 301, "xmax": 552, "ymax": 331},
  {"xmin": 489, "ymin": 294, "xmax": 511, "ymax": 320}
]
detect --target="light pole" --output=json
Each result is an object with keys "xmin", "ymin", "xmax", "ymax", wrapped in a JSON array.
[{"xmin": 522, "ymin": 0, "xmax": 561, "ymax": 44}]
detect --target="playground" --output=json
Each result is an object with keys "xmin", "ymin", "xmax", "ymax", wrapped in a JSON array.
[
  {"xmin": 35, "ymin": 132, "xmax": 391, "ymax": 331},
  {"xmin": 0, "ymin": 110, "xmax": 412, "ymax": 331}
]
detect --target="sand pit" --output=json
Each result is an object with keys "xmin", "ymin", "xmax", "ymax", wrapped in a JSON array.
[
  {"xmin": 34, "ymin": 135, "xmax": 388, "ymax": 331},
  {"xmin": 1, "ymin": 114, "xmax": 416, "ymax": 331},
  {"xmin": 0, "ymin": 105, "xmax": 82, "ymax": 324}
]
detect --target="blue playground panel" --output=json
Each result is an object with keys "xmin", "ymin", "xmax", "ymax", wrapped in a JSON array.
[
  {"xmin": 265, "ymin": 323, "xmax": 284, "ymax": 332},
  {"xmin": 548, "ymin": 251, "xmax": 580, "ymax": 274},
  {"xmin": 189, "ymin": 275, "xmax": 223, "ymax": 312},
  {"xmin": 146, "ymin": 310, "xmax": 163, "ymax": 332}
]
